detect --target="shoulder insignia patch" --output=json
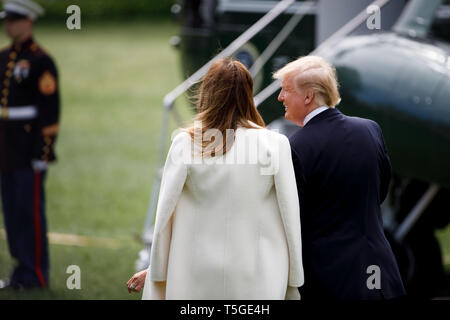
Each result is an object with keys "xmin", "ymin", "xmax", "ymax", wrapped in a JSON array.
[{"xmin": 39, "ymin": 71, "xmax": 57, "ymax": 95}]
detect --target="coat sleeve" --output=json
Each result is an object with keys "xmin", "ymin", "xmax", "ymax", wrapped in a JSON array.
[
  {"xmin": 33, "ymin": 55, "xmax": 60, "ymax": 163},
  {"xmin": 142, "ymin": 267, "xmax": 167, "ymax": 300},
  {"xmin": 273, "ymin": 134, "xmax": 304, "ymax": 288},
  {"xmin": 147, "ymin": 132, "xmax": 189, "ymax": 283}
]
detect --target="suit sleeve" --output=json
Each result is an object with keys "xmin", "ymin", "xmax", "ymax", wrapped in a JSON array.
[
  {"xmin": 274, "ymin": 134, "xmax": 304, "ymax": 289},
  {"xmin": 147, "ymin": 132, "xmax": 189, "ymax": 284},
  {"xmin": 290, "ymin": 146, "xmax": 306, "ymax": 216},
  {"xmin": 33, "ymin": 55, "xmax": 60, "ymax": 162},
  {"xmin": 375, "ymin": 123, "xmax": 392, "ymax": 203}
]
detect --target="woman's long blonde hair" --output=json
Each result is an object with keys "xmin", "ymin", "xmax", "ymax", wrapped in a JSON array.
[{"xmin": 187, "ymin": 58, "xmax": 265, "ymax": 157}]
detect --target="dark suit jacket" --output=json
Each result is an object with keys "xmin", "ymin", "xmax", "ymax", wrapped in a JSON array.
[{"xmin": 289, "ymin": 107, "xmax": 405, "ymax": 300}]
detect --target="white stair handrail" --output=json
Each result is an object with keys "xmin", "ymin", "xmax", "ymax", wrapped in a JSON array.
[
  {"xmin": 163, "ymin": 0, "xmax": 297, "ymax": 110},
  {"xmin": 254, "ymin": 0, "xmax": 392, "ymax": 107},
  {"xmin": 250, "ymin": 1, "xmax": 316, "ymax": 78}
]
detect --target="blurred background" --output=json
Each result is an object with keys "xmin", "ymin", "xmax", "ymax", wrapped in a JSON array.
[{"xmin": 0, "ymin": 0, "xmax": 449, "ymax": 299}]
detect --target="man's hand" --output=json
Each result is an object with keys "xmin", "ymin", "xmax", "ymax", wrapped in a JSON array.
[{"xmin": 126, "ymin": 269, "xmax": 147, "ymax": 293}]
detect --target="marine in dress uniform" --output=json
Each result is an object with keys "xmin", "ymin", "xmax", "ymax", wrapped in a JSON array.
[{"xmin": 0, "ymin": 0, "xmax": 60, "ymax": 289}]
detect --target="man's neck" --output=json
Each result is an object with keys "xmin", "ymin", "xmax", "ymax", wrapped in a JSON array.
[
  {"xmin": 13, "ymin": 32, "xmax": 32, "ymax": 46},
  {"xmin": 299, "ymin": 104, "xmax": 321, "ymax": 127},
  {"xmin": 306, "ymin": 104, "xmax": 321, "ymax": 116}
]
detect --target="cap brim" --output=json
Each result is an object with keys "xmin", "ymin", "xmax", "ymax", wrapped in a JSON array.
[
  {"xmin": 0, "ymin": 10, "xmax": 29, "ymax": 20},
  {"xmin": 1, "ymin": 11, "xmax": 31, "ymax": 20}
]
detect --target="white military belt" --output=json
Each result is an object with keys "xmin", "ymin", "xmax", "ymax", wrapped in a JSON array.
[{"xmin": 0, "ymin": 105, "xmax": 38, "ymax": 120}]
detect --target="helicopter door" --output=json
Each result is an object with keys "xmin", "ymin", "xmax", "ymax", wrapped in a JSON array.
[
  {"xmin": 430, "ymin": 0, "xmax": 450, "ymax": 43},
  {"xmin": 181, "ymin": 0, "xmax": 218, "ymax": 30}
]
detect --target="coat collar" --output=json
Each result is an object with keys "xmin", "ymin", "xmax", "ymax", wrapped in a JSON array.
[
  {"xmin": 303, "ymin": 107, "xmax": 341, "ymax": 127},
  {"xmin": 11, "ymin": 36, "xmax": 34, "ymax": 53}
]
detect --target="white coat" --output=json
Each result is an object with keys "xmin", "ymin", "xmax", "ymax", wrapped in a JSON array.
[{"xmin": 142, "ymin": 125, "xmax": 304, "ymax": 300}]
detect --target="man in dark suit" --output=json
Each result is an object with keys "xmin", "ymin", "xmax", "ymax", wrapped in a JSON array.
[{"xmin": 274, "ymin": 56, "xmax": 405, "ymax": 300}]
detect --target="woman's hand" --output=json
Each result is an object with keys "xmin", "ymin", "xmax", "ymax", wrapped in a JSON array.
[{"xmin": 126, "ymin": 269, "xmax": 147, "ymax": 293}]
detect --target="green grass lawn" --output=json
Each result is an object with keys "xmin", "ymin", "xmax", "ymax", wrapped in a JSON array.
[
  {"xmin": 0, "ymin": 20, "xmax": 194, "ymax": 299},
  {"xmin": 0, "ymin": 20, "xmax": 449, "ymax": 300}
]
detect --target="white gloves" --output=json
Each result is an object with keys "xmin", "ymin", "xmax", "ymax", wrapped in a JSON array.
[{"xmin": 31, "ymin": 160, "xmax": 47, "ymax": 171}]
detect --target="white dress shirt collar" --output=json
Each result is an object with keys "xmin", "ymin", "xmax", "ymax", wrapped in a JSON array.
[{"xmin": 303, "ymin": 106, "xmax": 330, "ymax": 126}]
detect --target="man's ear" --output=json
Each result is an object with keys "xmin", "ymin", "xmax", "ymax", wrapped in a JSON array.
[{"xmin": 305, "ymin": 89, "xmax": 314, "ymax": 105}]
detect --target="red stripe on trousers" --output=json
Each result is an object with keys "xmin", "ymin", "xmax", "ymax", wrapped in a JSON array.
[{"xmin": 33, "ymin": 171, "xmax": 46, "ymax": 287}]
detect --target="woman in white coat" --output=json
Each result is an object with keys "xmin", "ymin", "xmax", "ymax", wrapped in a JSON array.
[{"xmin": 126, "ymin": 58, "xmax": 303, "ymax": 299}]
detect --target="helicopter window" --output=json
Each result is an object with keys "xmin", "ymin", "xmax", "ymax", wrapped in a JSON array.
[
  {"xmin": 181, "ymin": 0, "xmax": 218, "ymax": 29},
  {"xmin": 430, "ymin": 2, "xmax": 450, "ymax": 42}
]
